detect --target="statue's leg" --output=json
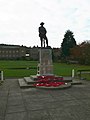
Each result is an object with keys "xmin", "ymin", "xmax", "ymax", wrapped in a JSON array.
[
  {"xmin": 45, "ymin": 36, "xmax": 48, "ymax": 47},
  {"xmin": 40, "ymin": 37, "xmax": 43, "ymax": 47},
  {"xmin": 44, "ymin": 39, "xmax": 45, "ymax": 47}
]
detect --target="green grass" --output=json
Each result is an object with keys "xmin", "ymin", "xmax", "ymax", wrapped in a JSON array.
[
  {"xmin": 0, "ymin": 60, "xmax": 37, "ymax": 69},
  {"xmin": 0, "ymin": 60, "xmax": 90, "ymax": 80},
  {"xmin": 53, "ymin": 63, "xmax": 90, "ymax": 80},
  {"xmin": 0, "ymin": 60, "xmax": 37, "ymax": 78},
  {"xmin": 53, "ymin": 63, "xmax": 90, "ymax": 75}
]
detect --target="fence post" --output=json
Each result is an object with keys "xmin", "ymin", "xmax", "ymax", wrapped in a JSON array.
[
  {"xmin": 72, "ymin": 69, "xmax": 75, "ymax": 79},
  {"xmin": 1, "ymin": 71, "xmax": 3, "ymax": 81},
  {"xmin": 0, "ymin": 71, "xmax": 3, "ymax": 85}
]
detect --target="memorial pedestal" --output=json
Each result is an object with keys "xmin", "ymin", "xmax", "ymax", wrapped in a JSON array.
[{"xmin": 37, "ymin": 48, "xmax": 53, "ymax": 76}]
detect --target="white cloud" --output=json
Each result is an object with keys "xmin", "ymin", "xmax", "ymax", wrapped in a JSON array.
[{"xmin": 0, "ymin": 0, "xmax": 90, "ymax": 47}]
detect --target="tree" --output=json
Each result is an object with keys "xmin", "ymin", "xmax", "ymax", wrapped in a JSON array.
[
  {"xmin": 70, "ymin": 41, "xmax": 90, "ymax": 65},
  {"xmin": 61, "ymin": 30, "xmax": 76, "ymax": 60}
]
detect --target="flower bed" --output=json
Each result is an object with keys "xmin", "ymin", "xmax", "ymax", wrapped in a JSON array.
[{"xmin": 34, "ymin": 75, "xmax": 66, "ymax": 87}]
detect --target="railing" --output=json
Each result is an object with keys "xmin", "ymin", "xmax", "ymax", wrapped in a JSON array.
[{"xmin": 77, "ymin": 70, "xmax": 90, "ymax": 79}]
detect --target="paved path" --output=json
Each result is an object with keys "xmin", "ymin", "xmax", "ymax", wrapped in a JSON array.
[{"xmin": 0, "ymin": 79, "xmax": 90, "ymax": 120}]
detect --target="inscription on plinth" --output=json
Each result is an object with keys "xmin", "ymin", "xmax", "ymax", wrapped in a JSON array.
[{"xmin": 37, "ymin": 48, "xmax": 53, "ymax": 75}]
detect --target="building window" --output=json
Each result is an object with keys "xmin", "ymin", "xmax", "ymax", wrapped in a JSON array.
[
  {"xmin": 9, "ymin": 51, "xmax": 11, "ymax": 53},
  {"xmin": 9, "ymin": 55, "xmax": 11, "ymax": 57},
  {"xmin": 13, "ymin": 51, "xmax": 15, "ymax": 53},
  {"xmin": 2, "ymin": 55, "xmax": 5, "ymax": 57},
  {"xmin": 2, "ymin": 51, "xmax": 4, "ymax": 53},
  {"xmin": 13, "ymin": 55, "xmax": 16, "ymax": 57},
  {"xmin": 22, "ymin": 50, "xmax": 24, "ymax": 52},
  {"xmin": 6, "ymin": 51, "xmax": 8, "ymax": 53}
]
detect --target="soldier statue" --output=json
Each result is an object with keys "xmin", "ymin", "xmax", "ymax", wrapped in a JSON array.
[{"xmin": 38, "ymin": 22, "xmax": 48, "ymax": 47}]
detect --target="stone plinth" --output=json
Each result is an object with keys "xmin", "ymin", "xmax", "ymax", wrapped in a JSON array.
[{"xmin": 37, "ymin": 48, "xmax": 53, "ymax": 75}]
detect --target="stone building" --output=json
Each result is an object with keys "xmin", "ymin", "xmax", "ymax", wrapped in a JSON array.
[
  {"xmin": 28, "ymin": 47, "xmax": 39, "ymax": 60},
  {"xmin": 0, "ymin": 44, "xmax": 60, "ymax": 61},
  {"xmin": 0, "ymin": 44, "xmax": 26, "ymax": 60}
]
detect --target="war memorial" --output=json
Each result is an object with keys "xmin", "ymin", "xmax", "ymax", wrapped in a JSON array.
[
  {"xmin": 18, "ymin": 22, "xmax": 81, "ymax": 89},
  {"xmin": 0, "ymin": 23, "xmax": 90, "ymax": 120}
]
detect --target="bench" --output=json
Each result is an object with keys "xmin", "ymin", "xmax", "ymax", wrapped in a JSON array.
[
  {"xmin": 77, "ymin": 70, "xmax": 90, "ymax": 79},
  {"xmin": 67, "ymin": 60, "xmax": 78, "ymax": 64}
]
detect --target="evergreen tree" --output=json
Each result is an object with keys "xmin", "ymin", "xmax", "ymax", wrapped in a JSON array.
[{"xmin": 61, "ymin": 30, "xmax": 76, "ymax": 59}]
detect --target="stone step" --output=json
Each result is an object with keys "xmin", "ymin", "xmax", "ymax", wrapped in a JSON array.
[
  {"xmin": 63, "ymin": 77, "xmax": 72, "ymax": 81},
  {"xmin": 24, "ymin": 77, "xmax": 36, "ymax": 84},
  {"xmin": 18, "ymin": 78, "xmax": 82, "ymax": 89},
  {"xmin": 30, "ymin": 75, "xmax": 38, "ymax": 80},
  {"xmin": 31, "ymin": 75, "xmax": 73, "ymax": 81},
  {"xmin": 18, "ymin": 79, "xmax": 35, "ymax": 88},
  {"xmin": 71, "ymin": 79, "xmax": 82, "ymax": 85}
]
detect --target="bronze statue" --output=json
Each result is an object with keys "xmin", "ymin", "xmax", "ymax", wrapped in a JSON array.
[{"xmin": 38, "ymin": 22, "xmax": 48, "ymax": 47}]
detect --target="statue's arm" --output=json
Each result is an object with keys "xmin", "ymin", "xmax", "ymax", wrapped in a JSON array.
[
  {"xmin": 38, "ymin": 27, "xmax": 40, "ymax": 33},
  {"xmin": 44, "ymin": 27, "xmax": 47, "ymax": 34}
]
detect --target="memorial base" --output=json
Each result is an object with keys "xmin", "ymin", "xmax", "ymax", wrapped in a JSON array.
[{"xmin": 37, "ymin": 48, "xmax": 53, "ymax": 76}]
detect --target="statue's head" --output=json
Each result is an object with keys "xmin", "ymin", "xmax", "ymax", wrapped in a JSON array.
[{"xmin": 40, "ymin": 22, "xmax": 44, "ymax": 25}]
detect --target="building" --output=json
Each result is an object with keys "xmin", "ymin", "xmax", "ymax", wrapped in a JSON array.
[
  {"xmin": 0, "ymin": 44, "xmax": 60, "ymax": 61},
  {"xmin": 28, "ymin": 47, "xmax": 39, "ymax": 60},
  {"xmin": 0, "ymin": 44, "xmax": 26, "ymax": 60}
]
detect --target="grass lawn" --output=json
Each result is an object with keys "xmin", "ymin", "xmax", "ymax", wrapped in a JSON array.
[
  {"xmin": 0, "ymin": 60, "xmax": 37, "ymax": 78},
  {"xmin": 0, "ymin": 60, "xmax": 90, "ymax": 80},
  {"xmin": 54, "ymin": 63, "xmax": 90, "ymax": 80}
]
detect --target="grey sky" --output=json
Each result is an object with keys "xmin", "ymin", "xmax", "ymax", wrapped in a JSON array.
[{"xmin": 0, "ymin": 0, "xmax": 90, "ymax": 47}]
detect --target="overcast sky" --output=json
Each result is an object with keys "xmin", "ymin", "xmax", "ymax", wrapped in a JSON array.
[{"xmin": 0, "ymin": 0, "xmax": 90, "ymax": 47}]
